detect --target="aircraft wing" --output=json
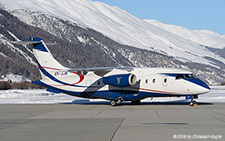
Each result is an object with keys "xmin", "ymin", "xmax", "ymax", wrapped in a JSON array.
[{"xmin": 61, "ymin": 67, "xmax": 134, "ymax": 76}]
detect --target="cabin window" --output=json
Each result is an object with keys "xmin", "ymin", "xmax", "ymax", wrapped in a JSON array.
[
  {"xmin": 162, "ymin": 77, "xmax": 168, "ymax": 86},
  {"xmin": 98, "ymin": 81, "xmax": 100, "ymax": 85},
  {"xmin": 145, "ymin": 79, "xmax": 148, "ymax": 83},
  {"xmin": 138, "ymin": 79, "xmax": 141, "ymax": 84},
  {"xmin": 164, "ymin": 78, "xmax": 167, "ymax": 83},
  {"xmin": 176, "ymin": 74, "xmax": 184, "ymax": 80},
  {"xmin": 152, "ymin": 79, "xmax": 156, "ymax": 83}
]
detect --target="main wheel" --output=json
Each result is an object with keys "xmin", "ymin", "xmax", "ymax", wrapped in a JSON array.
[{"xmin": 110, "ymin": 100, "xmax": 117, "ymax": 106}]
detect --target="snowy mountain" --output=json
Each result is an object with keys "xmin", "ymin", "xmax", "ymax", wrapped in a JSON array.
[
  {"xmin": 1, "ymin": 0, "xmax": 225, "ymax": 68},
  {"xmin": 145, "ymin": 19, "xmax": 225, "ymax": 49},
  {"xmin": 0, "ymin": 8, "xmax": 184, "ymax": 81},
  {"xmin": 0, "ymin": 0, "xmax": 225, "ymax": 84}
]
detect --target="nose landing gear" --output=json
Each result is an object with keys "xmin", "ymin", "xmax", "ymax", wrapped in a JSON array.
[
  {"xmin": 189, "ymin": 100, "xmax": 197, "ymax": 106},
  {"xmin": 186, "ymin": 95, "xmax": 198, "ymax": 106},
  {"xmin": 189, "ymin": 97, "xmax": 198, "ymax": 106}
]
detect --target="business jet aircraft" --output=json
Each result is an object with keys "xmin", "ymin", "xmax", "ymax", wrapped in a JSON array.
[{"xmin": 14, "ymin": 37, "xmax": 210, "ymax": 106}]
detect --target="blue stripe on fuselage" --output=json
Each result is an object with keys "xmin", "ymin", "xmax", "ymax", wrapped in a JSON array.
[
  {"xmin": 184, "ymin": 78, "xmax": 210, "ymax": 90},
  {"xmin": 32, "ymin": 80, "xmax": 183, "ymax": 101}
]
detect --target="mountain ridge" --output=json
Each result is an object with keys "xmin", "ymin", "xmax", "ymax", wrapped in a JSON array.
[
  {"xmin": 145, "ymin": 19, "xmax": 225, "ymax": 49},
  {"xmin": 0, "ymin": 8, "xmax": 189, "ymax": 81},
  {"xmin": 1, "ymin": 0, "xmax": 225, "ymax": 68}
]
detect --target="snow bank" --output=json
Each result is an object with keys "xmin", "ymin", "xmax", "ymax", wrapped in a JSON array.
[{"xmin": 1, "ymin": 73, "xmax": 30, "ymax": 83}]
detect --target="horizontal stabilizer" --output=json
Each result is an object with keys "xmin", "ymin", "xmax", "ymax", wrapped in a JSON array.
[
  {"xmin": 12, "ymin": 41, "xmax": 58, "ymax": 46},
  {"xmin": 12, "ymin": 41, "xmax": 41, "ymax": 45}
]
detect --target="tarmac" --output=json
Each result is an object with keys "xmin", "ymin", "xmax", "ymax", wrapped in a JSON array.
[{"xmin": 0, "ymin": 102, "xmax": 224, "ymax": 141}]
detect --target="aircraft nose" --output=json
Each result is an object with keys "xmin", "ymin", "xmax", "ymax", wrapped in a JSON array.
[
  {"xmin": 188, "ymin": 78, "xmax": 210, "ymax": 94},
  {"xmin": 196, "ymin": 79, "xmax": 210, "ymax": 94},
  {"xmin": 202, "ymin": 82, "xmax": 210, "ymax": 92},
  {"xmin": 202, "ymin": 86, "xmax": 210, "ymax": 93}
]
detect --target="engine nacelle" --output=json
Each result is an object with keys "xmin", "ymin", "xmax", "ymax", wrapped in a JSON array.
[{"xmin": 103, "ymin": 74, "xmax": 137, "ymax": 87}]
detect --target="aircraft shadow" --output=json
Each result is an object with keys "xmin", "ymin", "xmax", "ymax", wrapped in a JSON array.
[
  {"xmin": 61, "ymin": 99, "xmax": 214, "ymax": 106},
  {"xmin": 140, "ymin": 101, "xmax": 214, "ymax": 106}
]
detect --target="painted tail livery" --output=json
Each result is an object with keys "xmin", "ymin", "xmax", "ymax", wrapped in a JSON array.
[{"xmin": 13, "ymin": 37, "xmax": 210, "ymax": 106}]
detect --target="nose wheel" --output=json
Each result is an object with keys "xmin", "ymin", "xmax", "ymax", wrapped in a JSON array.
[
  {"xmin": 189, "ymin": 100, "xmax": 196, "ymax": 106},
  {"xmin": 189, "ymin": 99, "xmax": 197, "ymax": 106},
  {"xmin": 187, "ymin": 95, "xmax": 198, "ymax": 106}
]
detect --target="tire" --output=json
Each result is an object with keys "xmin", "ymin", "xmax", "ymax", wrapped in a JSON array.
[
  {"xmin": 190, "ymin": 101, "xmax": 194, "ymax": 106},
  {"xmin": 194, "ymin": 101, "xmax": 197, "ymax": 104},
  {"xmin": 110, "ymin": 100, "xmax": 117, "ymax": 106}
]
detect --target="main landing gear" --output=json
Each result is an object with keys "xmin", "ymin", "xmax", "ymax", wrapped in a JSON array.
[
  {"xmin": 186, "ymin": 95, "xmax": 198, "ymax": 106},
  {"xmin": 110, "ymin": 97, "xmax": 123, "ymax": 106}
]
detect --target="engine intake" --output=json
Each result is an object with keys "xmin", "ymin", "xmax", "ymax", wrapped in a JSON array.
[{"xmin": 103, "ymin": 74, "xmax": 137, "ymax": 87}]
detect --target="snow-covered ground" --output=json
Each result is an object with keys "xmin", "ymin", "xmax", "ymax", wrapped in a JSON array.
[
  {"xmin": 0, "ymin": 86, "xmax": 224, "ymax": 104},
  {"xmin": 1, "ymin": 73, "xmax": 31, "ymax": 82}
]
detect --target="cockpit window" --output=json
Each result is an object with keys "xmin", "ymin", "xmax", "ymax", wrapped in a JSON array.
[
  {"xmin": 176, "ymin": 74, "xmax": 184, "ymax": 80},
  {"xmin": 185, "ymin": 74, "xmax": 197, "ymax": 79},
  {"xmin": 176, "ymin": 74, "xmax": 197, "ymax": 80}
]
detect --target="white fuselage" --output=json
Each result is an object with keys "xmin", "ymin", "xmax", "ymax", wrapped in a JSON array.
[{"xmin": 39, "ymin": 67, "xmax": 210, "ymax": 101}]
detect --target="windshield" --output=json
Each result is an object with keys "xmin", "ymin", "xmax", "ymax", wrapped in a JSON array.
[
  {"xmin": 176, "ymin": 74, "xmax": 184, "ymax": 80},
  {"xmin": 176, "ymin": 74, "xmax": 197, "ymax": 80},
  {"xmin": 185, "ymin": 74, "xmax": 197, "ymax": 79}
]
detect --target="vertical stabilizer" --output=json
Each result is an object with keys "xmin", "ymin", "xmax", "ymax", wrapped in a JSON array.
[{"xmin": 30, "ymin": 37, "xmax": 68, "ymax": 79}]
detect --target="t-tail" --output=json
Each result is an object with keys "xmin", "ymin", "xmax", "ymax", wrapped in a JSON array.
[
  {"xmin": 30, "ymin": 37, "xmax": 68, "ymax": 80},
  {"xmin": 13, "ymin": 37, "xmax": 70, "ymax": 88}
]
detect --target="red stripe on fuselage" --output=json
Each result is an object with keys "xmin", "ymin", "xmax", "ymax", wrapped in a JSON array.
[
  {"xmin": 139, "ymin": 88, "xmax": 176, "ymax": 94},
  {"xmin": 38, "ymin": 65, "xmax": 61, "ymax": 70}
]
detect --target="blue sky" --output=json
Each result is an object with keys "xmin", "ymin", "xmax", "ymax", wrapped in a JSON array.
[{"xmin": 96, "ymin": 0, "xmax": 225, "ymax": 35}]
